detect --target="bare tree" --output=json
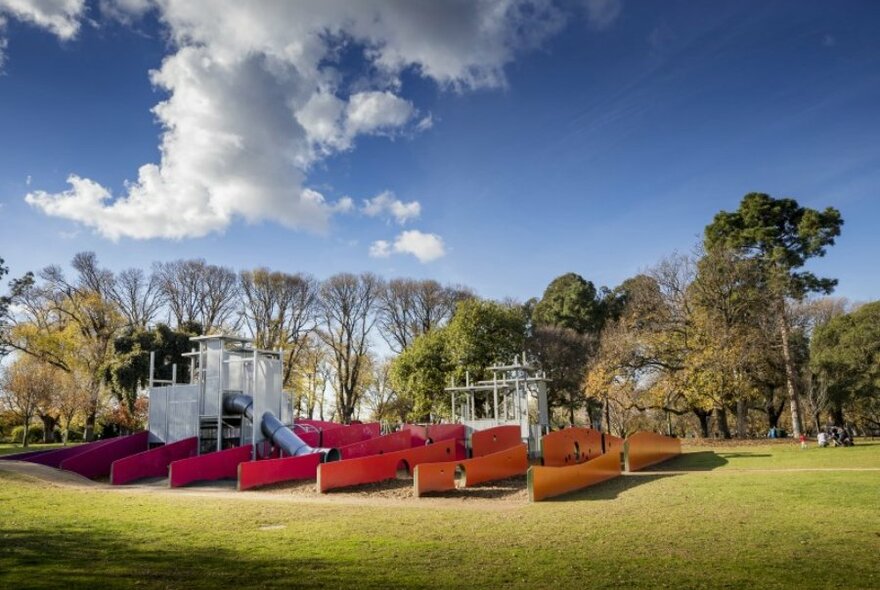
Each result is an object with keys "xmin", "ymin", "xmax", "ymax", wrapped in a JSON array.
[
  {"xmin": 154, "ymin": 259, "xmax": 240, "ymax": 333},
  {"xmin": 317, "ymin": 273, "xmax": 382, "ymax": 423},
  {"xmin": 110, "ymin": 268, "xmax": 162, "ymax": 329},
  {"xmin": 1, "ymin": 356, "xmax": 56, "ymax": 446},
  {"xmin": 377, "ymin": 278, "xmax": 471, "ymax": 353},
  {"xmin": 239, "ymin": 268, "xmax": 318, "ymax": 384}
]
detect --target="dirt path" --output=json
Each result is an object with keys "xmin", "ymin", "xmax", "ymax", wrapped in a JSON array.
[
  {"xmin": 4, "ymin": 459, "xmax": 877, "ymax": 511},
  {"xmin": 0, "ymin": 460, "xmax": 526, "ymax": 511}
]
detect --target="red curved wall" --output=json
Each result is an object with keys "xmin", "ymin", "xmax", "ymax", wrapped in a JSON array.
[
  {"xmin": 317, "ymin": 439, "xmax": 466, "ymax": 493},
  {"xmin": 59, "ymin": 432, "xmax": 149, "ymax": 479},
  {"xmin": 110, "ymin": 437, "xmax": 198, "ymax": 485},
  {"xmin": 169, "ymin": 444, "xmax": 253, "ymax": 488}
]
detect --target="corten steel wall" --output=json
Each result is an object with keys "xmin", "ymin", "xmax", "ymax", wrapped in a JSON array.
[
  {"xmin": 414, "ymin": 443, "xmax": 529, "ymax": 497},
  {"xmin": 317, "ymin": 439, "xmax": 466, "ymax": 493},
  {"xmin": 60, "ymin": 432, "xmax": 150, "ymax": 479},
  {"xmin": 528, "ymin": 448, "xmax": 622, "ymax": 502},
  {"xmin": 321, "ymin": 423, "xmax": 380, "ymax": 448},
  {"xmin": 238, "ymin": 453, "xmax": 322, "ymax": 491},
  {"xmin": 169, "ymin": 444, "xmax": 253, "ymax": 488},
  {"xmin": 24, "ymin": 438, "xmax": 116, "ymax": 468},
  {"xmin": 541, "ymin": 427, "xmax": 603, "ymax": 466},
  {"xmin": 605, "ymin": 434, "xmax": 624, "ymax": 453},
  {"xmin": 110, "ymin": 437, "xmax": 198, "ymax": 485},
  {"xmin": 339, "ymin": 430, "xmax": 412, "ymax": 460},
  {"xmin": 471, "ymin": 425, "xmax": 522, "ymax": 457},
  {"xmin": 624, "ymin": 432, "xmax": 681, "ymax": 472}
]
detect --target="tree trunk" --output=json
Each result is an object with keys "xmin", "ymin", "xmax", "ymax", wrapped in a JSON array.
[
  {"xmin": 694, "ymin": 409, "xmax": 711, "ymax": 438},
  {"xmin": 568, "ymin": 404, "xmax": 576, "ymax": 427},
  {"xmin": 604, "ymin": 396, "xmax": 611, "ymax": 433},
  {"xmin": 39, "ymin": 415, "xmax": 57, "ymax": 443},
  {"xmin": 22, "ymin": 422, "xmax": 30, "ymax": 448},
  {"xmin": 765, "ymin": 393, "xmax": 784, "ymax": 430},
  {"xmin": 831, "ymin": 406, "xmax": 845, "ymax": 426},
  {"xmin": 736, "ymin": 399, "xmax": 748, "ymax": 438},
  {"xmin": 778, "ymin": 307, "xmax": 804, "ymax": 438},
  {"xmin": 716, "ymin": 407, "xmax": 731, "ymax": 439}
]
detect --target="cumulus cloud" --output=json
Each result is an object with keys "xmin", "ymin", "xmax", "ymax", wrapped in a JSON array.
[
  {"xmin": 22, "ymin": 0, "xmax": 566, "ymax": 239},
  {"xmin": 369, "ymin": 239, "xmax": 392, "ymax": 258},
  {"xmin": 583, "ymin": 0, "xmax": 622, "ymax": 30},
  {"xmin": 369, "ymin": 230, "xmax": 445, "ymax": 263},
  {"xmin": 361, "ymin": 191, "xmax": 421, "ymax": 224},
  {"xmin": 0, "ymin": 0, "xmax": 86, "ymax": 66}
]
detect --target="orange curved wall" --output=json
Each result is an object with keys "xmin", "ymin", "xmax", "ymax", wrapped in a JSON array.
[
  {"xmin": 414, "ymin": 443, "xmax": 528, "ymax": 497},
  {"xmin": 317, "ymin": 439, "xmax": 466, "ymax": 493},
  {"xmin": 541, "ymin": 427, "xmax": 603, "ymax": 466},
  {"xmin": 471, "ymin": 425, "xmax": 522, "ymax": 457},
  {"xmin": 624, "ymin": 432, "xmax": 681, "ymax": 471},
  {"xmin": 528, "ymin": 448, "xmax": 621, "ymax": 502}
]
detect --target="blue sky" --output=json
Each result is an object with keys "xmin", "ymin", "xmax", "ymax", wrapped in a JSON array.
[{"xmin": 1, "ymin": 0, "xmax": 878, "ymax": 303}]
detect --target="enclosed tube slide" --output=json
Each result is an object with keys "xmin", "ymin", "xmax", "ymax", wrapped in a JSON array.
[{"xmin": 224, "ymin": 394, "xmax": 340, "ymax": 462}]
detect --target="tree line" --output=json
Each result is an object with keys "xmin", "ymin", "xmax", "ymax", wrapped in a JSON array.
[{"xmin": 1, "ymin": 193, "xmax": 877, "ymax": 445}]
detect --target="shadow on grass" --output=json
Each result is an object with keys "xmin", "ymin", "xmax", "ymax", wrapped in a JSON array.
[
  {"xmin": 648, "ymin": 451, "xmax": 731, "ymax": 472},
  {"xmin": 546, "ymin": 451, "xmax": 733, "ymax": 502},
  {"xmin": 0, "ymin": 526, "xmax": 428, "ymax": 590},
  {"xmin": 547, "ymin": 472, "xmax": 681, "ymax": 502}
]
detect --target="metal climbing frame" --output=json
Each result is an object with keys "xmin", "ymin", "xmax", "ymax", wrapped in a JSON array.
[{"xmin": 444, "ymin": 353, "xmax": 550, "ymax": 457}]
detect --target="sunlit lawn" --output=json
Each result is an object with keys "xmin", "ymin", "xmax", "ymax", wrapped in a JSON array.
[{"xmin": 1, "ymin": 442, "xmax": 878, "ymax": 589}]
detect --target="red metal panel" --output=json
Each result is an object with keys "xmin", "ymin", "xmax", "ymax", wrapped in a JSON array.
[
  {"xmin": 285, "ymin": 429, "xmax": 320, "ymax": 448},
  {"xmin": 110, "ymin": 437, "xmax": 198, "ymax": 485},
  {"xmin": 414, "ymin": 443, "xmax": 529, "ymax": 497},
  {"xmin": 25, "ymin": 438, "xmax": 116, "ymax": 468},
  {"xmin": 624, "ymin": 432, "xmax": 681, "ymax": 471},
  {"xmin": 426, "ymin": 424, "xmax": 465, "ymax": 443},
  {"xmin": 338, "ymin": 430, "xmax": 412, "ymax": 460},
  {"xmin": 237, "ymin": 453, "xmax": 322, "ymax": 491},
  {"xmin": 317, "ymin": 439, "xmax": 466, "ymax": 493},
  {"xmin": 321, "ymin": 422, "xmax": 380, "ymax": 448},
  {"xmin": 60, "ymin": 432, "xmax": 149, "ymax": 479},
  {"xmin": 528, "ymin": 448, "xmax": 622, "ymax": 502},
  {"xmin": 401, "ymin": 424, "xmax": 429, "ymax": 446},
  {"xmin": 471, "ymin": 425, "xmax": 522, "ymax": 457},
  {"xmin": 168, "ymin": 445, "xmax": 253, "ymax": 488},
  {"xmin": 541, "ymin": 427, "xmax": 603, "ymax": 466},
  {"xmin": 296, "ymin": 419, "xmax": 345, "ymax": 430}
]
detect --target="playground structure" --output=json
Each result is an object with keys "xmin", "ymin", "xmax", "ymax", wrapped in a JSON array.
[{"xmin": 1, "ymin": 335, "xmax": 683, "ymax": 502}]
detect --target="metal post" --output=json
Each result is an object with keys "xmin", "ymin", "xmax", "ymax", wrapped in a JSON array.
[
  {"xmin": 171, "ymin": 363, "xmax": 177, "ymax": 386},
  {"xmin": 493, "ymin": 371, "xmax": 499, "ymax": 421},
  {"xmin": 148, "ymin": 351, "xmax": 155, "ymax": 389},
  {"xmin": 252, "ymin": 349, "xmax": 258, "ymax": 460},
  {"xmin": 216, "ymin": 343, "xmax": 223, "ymax": 453}
]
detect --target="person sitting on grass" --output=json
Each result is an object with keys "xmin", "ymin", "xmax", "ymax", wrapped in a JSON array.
[{"xmin": 817, "ymin": 431, "xmax": 828, "ymax": 447}]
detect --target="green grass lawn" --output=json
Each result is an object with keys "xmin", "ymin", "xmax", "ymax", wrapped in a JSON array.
[
  {"xmin": 0, "ymin": 442, "xmax": 73, "ymax": 457},
  {"xmin": 1, "ymin": 442, "xmax": 878, "ymax": 590}
]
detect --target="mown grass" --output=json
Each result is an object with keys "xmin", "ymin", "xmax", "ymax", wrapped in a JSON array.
[
  {"xmin": 0, "ymin": 443, "xmax": 73, "ymax": 457},
  {"xmin": 1, "ymin": 442, "xmax": 878, "ymax": 589}
]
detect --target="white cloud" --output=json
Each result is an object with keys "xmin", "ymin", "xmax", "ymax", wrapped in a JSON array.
[
  {"xmin": 583, "ymin": 0, "xmax": 622, "ymax": 30},
  {"xmin": 370, "ymin": 229, "xmax": 446, "ymax": 263},
  {"xmin": 0, "ymin": 0, "xmax": 85, "ymax": 39},
  {"xmin": 369, "ymin": 239, "xmax": 392, "ymax": 258},
  {"xmin": 24, "ymin": 1, "xmax": 566, "ymax": 239},
  {"xmin": 0, "ymin": 0, "xmax": 86, "ymax": 66},
  {"xmin": 361, "ymin": 190, "xmax": 421, "ymax": 224}
]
